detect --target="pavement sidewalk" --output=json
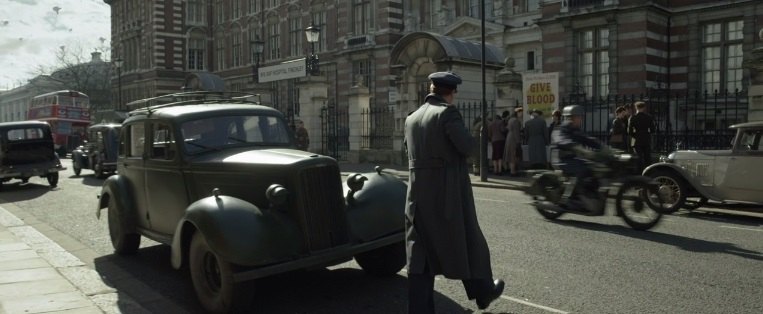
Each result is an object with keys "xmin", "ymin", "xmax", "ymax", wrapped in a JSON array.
[{"xmin": 339, "ymin": 162, "xmax": 530, "ymax": 191}]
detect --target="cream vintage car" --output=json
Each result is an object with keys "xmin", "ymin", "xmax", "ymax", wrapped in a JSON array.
[{"xmin": 643, "ymin": 121, "xmax": 763, "ymax": 213}]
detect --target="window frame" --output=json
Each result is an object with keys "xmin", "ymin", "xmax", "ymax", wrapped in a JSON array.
[
  {"xmin": 701, "ymin": 19, "xmax": 744, "ymax": 94},
  {"xmin": 577, "ymin": 27, "xmax": 610, "ymax": 98}
]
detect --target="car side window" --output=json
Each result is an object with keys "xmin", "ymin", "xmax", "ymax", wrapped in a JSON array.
[
  {"xmin": 150, "ymin": 123, "xmax": 176, "ymax": 161},
  {"xmin": 736, "ymin": 130, "xmax": 762, "ymax": 154},
  {"xmin": 128, "ymin": 124, "xmax": 145, "ymax": 158}
]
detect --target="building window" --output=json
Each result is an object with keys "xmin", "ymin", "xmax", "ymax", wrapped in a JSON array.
[
  {"xmin": 216, "ymin": 35, "xmax": 225, "ymax": 70},
  {"xmin": 465, "ymin": 0, "xmax": 493, "ymax": 19},
  {"xmin": 288, "ymin": 16, "xmax": 302, "ymax": 57},
  {"xmin": 527, "ymin": 51, "xmax": 535, "ymax": 70},
  {"xmin": 215, "ymin": 1, "xmax": 224, "ymax": 24},
  {"xmin": 267, "ymin": 22, "xmax": 281, "ymax": 60},
  {"xmin": 578, "ymin": 27, "xmax": 609, "ymax": 98},
  {"xmin": 287, "ymin": 79, "xmax": 299, "ymax": 117},
  {"xmin": 352, "ymin": 0, "xmax": 373, "ymax": 35},
  {"xmin": 232, "ymin": 0, "xmax": 241, "ymax": 19},
  {"xmin": 186, "ymin": 0, "xmax": 206, "ymax": 25},
  {"xmin": 311, "ymin": 11, "xmax": 327, "ymax": 52},
  {"xmin": 702, "ymin": 20, "xmax": 744, "ymax": 93},
  {"xmin": 352, "ymin": 59, "xmax": 374, "ymax": 90},
  {"xmin": 188, "ymin": 37, "xmax": 206, "ymax": 71},
  {"xmin": 249, "ymin": 0, "xmax": 260, "ymax": 14},
  {"xmin": 266, "ymin": 0, "xmax": 277, "ymax": 9},
  {"xmin": 232, "ymin": 31, "xmax": 242, "ymax": 67}
]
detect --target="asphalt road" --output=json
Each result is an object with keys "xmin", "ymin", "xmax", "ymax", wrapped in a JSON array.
[{"xmin": 0, "ymin": 159, "xmax": 761, "ymax": 314}]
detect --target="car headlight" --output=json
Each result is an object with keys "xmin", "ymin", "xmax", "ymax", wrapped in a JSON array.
[{"xmin": 660, "ymin": 153, "xmax": 675, "ymax": 163}]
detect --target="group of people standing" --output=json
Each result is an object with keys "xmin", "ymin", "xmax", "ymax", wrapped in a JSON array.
[
  {"xmin": 608, "ymin": 101, "xmax": 655, "ymax": 172},
  {"xmin": 485, "ymin": 108, "xmax": 562, "ymax": 175}
]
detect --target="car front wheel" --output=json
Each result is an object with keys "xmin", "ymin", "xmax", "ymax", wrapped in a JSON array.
[
  {"xmin": 107, "ymin": 197, "xmax": 140, "ymax": 255},
  {"xmin": 190, "ymin": 232, "xmax": 253, "ymax": 313},
  {"xmin": 648, "ymin": 170, "xmax": 687, "ymax": 213},
  {"xmin": 354, "ymin": 241, "xmax": 406, "ymax": 276},
  {"xmin": 46, "ymin": 172, "xmax": 59, "ymax": 187}
]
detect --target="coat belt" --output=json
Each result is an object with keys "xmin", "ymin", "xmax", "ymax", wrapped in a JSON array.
[{"xmin": 408, "ymin": 158, "xmax": 445, "ymax": 169}]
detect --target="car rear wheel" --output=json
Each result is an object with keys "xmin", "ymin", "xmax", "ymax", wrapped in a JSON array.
[
  {"xmin": 355, "ymin": 241, "xmax": 406, "ymax": 276},
  {"xmin": 46, "ymin": 173, "xmax": 58, "ymax": 187},
  {"xmin": 648, "ymin": 170, "xmax": 686, "ymax": 213},
  {"xmin": 107, "ymin": 197, "xmax": 140, "ymax": 255},
  {"xmin": 189, "ymin": 232, "xmax": 253, "ymax": 313}
]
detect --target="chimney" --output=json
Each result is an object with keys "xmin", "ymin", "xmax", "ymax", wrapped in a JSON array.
[{"xmin": 91, "ymin": 51, "xmax": 102, "ymax": 62}]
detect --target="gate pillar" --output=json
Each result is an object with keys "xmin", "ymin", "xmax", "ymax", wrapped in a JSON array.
[
  {"xmin": 297, "ymin": 76, "xmax": 328, "ymax": 152},
  {"xmin": 347, "ymin": 84, "xmax": 370, "ymax": 163}
]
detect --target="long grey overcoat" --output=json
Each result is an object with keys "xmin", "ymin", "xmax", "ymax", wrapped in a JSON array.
[
  {"xmin": 525, "ymin": 115, "xmax": 549, "ymax": 165},
  {"xmin": 403, "ymin": 93, "xmax": 493, "ymax": 280}
]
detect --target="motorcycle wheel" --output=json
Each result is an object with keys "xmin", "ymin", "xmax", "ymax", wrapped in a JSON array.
[
  {"xmin": 616, "ymin": 180, "xmax": 663, "ymax": 231},
  {"xmin": 534, "ymin": 175, "xmax": 565, "ymax": 220}
]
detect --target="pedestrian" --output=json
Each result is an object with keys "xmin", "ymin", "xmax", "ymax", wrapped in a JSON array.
[
  {"xmin": 609, "ymin": 106, "xmax": 628, "ymax": 151},
  {"xmin": 294, "ymin": 119, "xmax": 310, "ymax": 151},
  {"xmin": 548, "ymin": 109, "xmax": 562, "ymax": 139},
  {"xmin": 487, "ymin": 113, "xmax": 506, "ymax": 174},
  {"xmin": 404, "ymin": 71, "xmax": 505, "ymax": 313},
  {"xmin": 628, "ymin": 101, "xmax": 655, "ymax": 172},
  {"xmin": 525, "ymin": 109, "xmax": 549, "ymax": 169},
  {"xmin": 504, "ymin": 107, "xmax": 523, "ymax": 176}
]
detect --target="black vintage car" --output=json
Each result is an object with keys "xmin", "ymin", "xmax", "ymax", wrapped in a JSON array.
[
  {"xmin": 96, "ymin": 92, "xmax": 407, "ymax": 313},
  {"xmin": 72, "ymin": 123, "xmax": 121, "ymax": 178},
  {"xmin": 0, "ymin": 121, "xmax": 66, "ymax": 189}
]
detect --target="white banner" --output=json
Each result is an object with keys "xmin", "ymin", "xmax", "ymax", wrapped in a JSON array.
[{"xmin": 258, "ymin": 58, "xmax": 307, "ymax": 83}]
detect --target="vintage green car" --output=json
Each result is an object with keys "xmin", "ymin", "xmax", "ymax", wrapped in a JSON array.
[
  {"xmin": 72, "ymin": 123, "xmax": 121, "ymax": 178},
  {"xmin": 96, "ymin": 92, "xmax": 406, "ymax": 313},
  {"xmin": 0, "ymin": 121, "xmax": 65, "ymax": 190}
]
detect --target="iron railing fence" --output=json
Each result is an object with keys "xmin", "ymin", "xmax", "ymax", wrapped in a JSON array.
[
  {"xmin": 320, "ymin": 104, "xmax": 349, "ymax": 161},
  {"xmin": 361, "ymin": 106, "xmax": 395, "ymax": 150},
  {"xmin": 561, "ymin": 90, "xmax": 748, "ymax": 154}
]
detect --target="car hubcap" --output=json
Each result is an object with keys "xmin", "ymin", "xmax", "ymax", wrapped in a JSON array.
[{"xmin": 654, "ymin": 176, "xmax": 680, "ymax": 206}]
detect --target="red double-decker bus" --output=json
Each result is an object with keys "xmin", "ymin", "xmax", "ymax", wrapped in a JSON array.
[{"xmin": 28, "ymin": 90, "xmax": 91, "ymax": 156}]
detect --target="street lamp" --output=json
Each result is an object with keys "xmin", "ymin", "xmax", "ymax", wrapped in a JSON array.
[
  {"xmin": 250, "ymin": 38, "xmax": 264, "ymax": 83},
  {"xmin": 113, "ymin": 58, "xmax": 123, "ymax": 111},
  {"xmin": 305, "ymin": 24, "xmax": 320, "ymax": 76}
]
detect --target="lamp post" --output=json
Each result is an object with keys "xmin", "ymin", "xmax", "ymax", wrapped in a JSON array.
[
  {"xmin": 113, "ymin": 58, "xmax": 123, "ymax": 111},
  {"xmin": 250, "ymin": 38, "xmax": 264, "ymax": 83},
  {"xmin": 305, "ymin": 24, "xmax": 320, "ymax": 76}
]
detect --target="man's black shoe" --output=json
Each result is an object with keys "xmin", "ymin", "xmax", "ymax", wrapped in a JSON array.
[{"xmin": 476, "ymin": 279, "xmax": 505, "ymax": 310}]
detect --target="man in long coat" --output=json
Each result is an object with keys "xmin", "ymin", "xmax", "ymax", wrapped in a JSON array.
[
  {"xmin": 404, "ymin": 71, "xmax": 504, "ymax": 313},
  {"xmin": 525, "ymin": 109, "xmax": 550, "ymax": 169},
  {"xmin": 628, "ymin": 101, "xmax": 655, "ymax": 172}
]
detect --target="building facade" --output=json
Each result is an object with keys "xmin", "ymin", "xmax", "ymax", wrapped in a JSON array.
[{"xmin": 103, "ymin": 0, "xmax": 763, "ymax": 158}]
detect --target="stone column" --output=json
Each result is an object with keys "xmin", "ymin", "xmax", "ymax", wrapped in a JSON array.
[
  {"xmin": 297, "ymin": 76, "xmax": 328, "ymax": 153},
  {"xmin": 494, "ymin": 58, "xmax": 523, "ymax": 116},
  {"xmin": 744, "ymin": 28, "xmax": 763, "ymax": 122},
  {"xmin": 347, "ymin": 84, "xmax": 370, "ymax": 163}
]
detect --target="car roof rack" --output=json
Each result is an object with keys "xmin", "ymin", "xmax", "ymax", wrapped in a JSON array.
[{"xmin": 126, "ymin": 91, "xmax": 262, "ymax": 116}]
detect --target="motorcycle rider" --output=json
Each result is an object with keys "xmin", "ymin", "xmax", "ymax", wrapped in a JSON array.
[{"xmin": 552, "ymin": 105, "xmax": 608, "ymax": 211}]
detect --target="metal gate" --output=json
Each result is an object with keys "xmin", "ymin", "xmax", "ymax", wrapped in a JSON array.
[{"xmin": 320, "ymin": 104, "xmax": 349, "ymax": 161}]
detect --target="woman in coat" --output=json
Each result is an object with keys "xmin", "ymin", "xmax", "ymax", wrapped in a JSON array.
[
  {"xmin": 503, "ymin": 107, "xmax": 523, "ymax": 176},
  {"xmin": 525, "ymin": 110, "xmax": 550, "ymax": 169}
]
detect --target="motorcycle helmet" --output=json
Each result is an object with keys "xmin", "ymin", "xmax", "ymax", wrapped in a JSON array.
[{"xmin": 562, "ymin": 105, "xmax": 585, "ymax": 117}]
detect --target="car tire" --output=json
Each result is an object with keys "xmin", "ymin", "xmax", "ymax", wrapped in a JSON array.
[
  {"xmin": 354, "ymin": 241, "xmax": 406, "ymax": 276},
  {"xmin": 107, "ymin": 197, "xmax": 140, "ymax": 255},
  {"xmin": 73, "ymin": 160, "xmax": 82, "ymax": 176},
  {"xmin": 648, "ymin": 169, "xmax": 687, "ymax": 213},
  {"xmin": 189, "ymin": 232, "xmax": 253, "ymax": 314},
  {"xmin": 46, "ymin": 172, "xmax": 58, "ymax": 187}
]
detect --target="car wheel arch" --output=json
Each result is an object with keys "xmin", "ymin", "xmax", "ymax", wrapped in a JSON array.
[
  {"xmin": 644, "ymin": 164, "xmax": 710, "ymax": 198},
  {"xmin": 96, "ymin": 175, "xmax": 136, "ymax": 221},
  {"xmin": 171, "ymin": 195, "xmax": 303, "ymax": 268}
]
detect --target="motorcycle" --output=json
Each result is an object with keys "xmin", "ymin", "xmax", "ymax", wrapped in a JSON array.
[{"xmin": 525, "ymin": 148, "xmax": 667, "ymax": 231}]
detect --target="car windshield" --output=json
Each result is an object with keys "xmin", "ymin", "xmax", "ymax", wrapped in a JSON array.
[{"xmin": 180, "ymin": 114, "xmax": 291, "ymax": 154}]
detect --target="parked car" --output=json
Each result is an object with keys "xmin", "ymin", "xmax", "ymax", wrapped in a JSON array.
[
  {"xmin": 0, "ymin": 121, "xmax": 65, "ymax": 190},
  {"xmin": 72, "ymin": 123, "xmax": 121, "ymax": 178},
  {"xmin": 96, "ymin": 92, "xmax": 407, "ymax": 313},
  {"xmin": 643, "ymin": 121, "xmax": 763, "ymax": 212}
]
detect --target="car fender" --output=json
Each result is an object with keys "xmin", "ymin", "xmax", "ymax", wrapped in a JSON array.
[
  {"xmin": 642, "ymin": 163, "xmax": 720, "ymax": 200},
  {"xmin": 343, "ymin": 171, "xmax": 407, "ymax": 242},
  {"xmin": 96, "ymin": 175, "xmax": 137, "ymax": 229},
  {"xmin": 170, "ymin": 195, "xmax": 302, "ymax": 269}
]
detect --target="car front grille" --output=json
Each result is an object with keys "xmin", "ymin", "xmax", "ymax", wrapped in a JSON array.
[{"xmin": 297, "ymin": 164, "xmax": 349, "ymax": 251}]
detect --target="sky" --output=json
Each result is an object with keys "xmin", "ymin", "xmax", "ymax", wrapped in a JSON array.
[{"xmin": 0, "ymin": 0, "xmax": 111, "ymax": 90}]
